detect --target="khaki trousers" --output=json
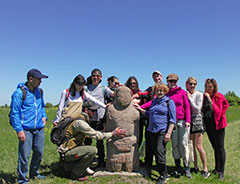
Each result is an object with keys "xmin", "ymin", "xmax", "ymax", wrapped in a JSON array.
[
  {"xmin": 171, "ymin": 120, "xmax": 190, "ymax": 166},
  {"xmin": 63, "ymin": 146, "xmax": 97, "ymax": 176}
]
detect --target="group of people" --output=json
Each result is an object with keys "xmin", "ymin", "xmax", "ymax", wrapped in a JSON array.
[{"xmin": 9, "ymin": 68, "xmax": 229, "ymax": 184}]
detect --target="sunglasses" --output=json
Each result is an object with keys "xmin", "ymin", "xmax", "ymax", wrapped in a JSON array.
[
  {"xmin": 130, "ymin": 82, "xmax": 136, "ymax": 85},
  {"xmin": 89, "ymin": 109, "xmax": 97, "ymax": 112},
  {"xmin": 189, "ymin": 82, "xmax": 196, "ymax": 86},
  {"xmin": 92, "ymin": 74, "xmax": 101, "ymax": 78},
  {"xmin": 168, "ymin": 80, "xmax": 177, "ymax": 83}
]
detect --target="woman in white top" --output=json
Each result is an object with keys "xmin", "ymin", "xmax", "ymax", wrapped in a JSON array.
[
  {"xmin": 53, "ymin": 74, "xmax": 106, "ymax": 125},
  {"xmin": 186, "ymin": 77, "xmax": 210, "ymax": 178}
]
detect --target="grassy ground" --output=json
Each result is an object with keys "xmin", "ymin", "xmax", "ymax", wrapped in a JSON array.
[{"xmin": 0, "ymin": 106, "xmax": 239, "ymax": 184}]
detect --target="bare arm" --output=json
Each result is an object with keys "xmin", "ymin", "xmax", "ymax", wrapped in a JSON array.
[{"xmin": 164, "ymin": 123, "xmax": 175, "ymax": 143}]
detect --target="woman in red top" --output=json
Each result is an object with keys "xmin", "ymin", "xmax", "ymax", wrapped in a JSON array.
[
  {"xmin": 202, "ymin": 78, "xmax": 229, "ymax": 181},
  {"xmin": 125, "ymin": 76, "xmax": 145, "ymax": 149}
]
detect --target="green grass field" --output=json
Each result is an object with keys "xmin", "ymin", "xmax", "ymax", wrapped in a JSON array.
[{"xmin": 0, "ymin": 106, "xmax": 239, "ymax": 184}]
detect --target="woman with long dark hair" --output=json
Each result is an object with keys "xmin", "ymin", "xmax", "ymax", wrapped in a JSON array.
[
  {"xmin": 202, "ymin": 78, "xmax": 229, "ymax": 180},
  {"xmin": 53, "ymin": 74, "xmax": 105, "ymax": 125},
  {"xmin": 125, "ymin": 76, "xmax": 145, "ymax": 149}
]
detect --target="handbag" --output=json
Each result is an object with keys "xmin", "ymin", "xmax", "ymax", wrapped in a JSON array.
[{"xmin": 191, "ymin": 114, "xmax": 205, "ymax": 132}]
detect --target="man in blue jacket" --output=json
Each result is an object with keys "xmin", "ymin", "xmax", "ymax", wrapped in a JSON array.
[{"xmin": 10, "ymin": 69, "xmax": 48, "ymax": 184}]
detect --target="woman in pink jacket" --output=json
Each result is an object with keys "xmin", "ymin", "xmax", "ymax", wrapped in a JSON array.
[
  {"xmin": 166, "ymin": 73, "xmax": 192, "ymax": 178},
  {"xmin": 202, "ymin": 78, "xmax": 229, "ymax": 181}
]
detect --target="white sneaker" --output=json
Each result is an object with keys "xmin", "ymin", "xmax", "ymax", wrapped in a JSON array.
[{"xmin": 86, "ymin": 167, "xmax": 94, "ymax": 175}]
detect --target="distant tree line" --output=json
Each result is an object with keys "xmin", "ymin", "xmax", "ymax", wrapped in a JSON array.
[
  {"xmin": 45, "ymin": 103, "xmax": 58, "ymax": 108},
  {"xmin": 1, "ymin": 91, "xmax": 240, "ymax": 108}
]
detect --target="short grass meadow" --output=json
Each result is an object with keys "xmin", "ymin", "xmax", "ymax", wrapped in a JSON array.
[{"xmin": 0, "ymin": 106, "xmax": 239, "ymax": 184}]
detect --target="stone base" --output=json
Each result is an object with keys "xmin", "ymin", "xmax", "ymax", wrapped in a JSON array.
[{"xmin": 92, "ymin": 167, "xmax": 149, "ymax": 177}]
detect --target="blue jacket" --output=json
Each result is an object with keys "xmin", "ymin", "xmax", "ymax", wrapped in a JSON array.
[
  {"xmin": 10, "ymin": 82, "xmax": 47, "ymax": 133},
  {"xmin": 146, "ymin": 96, "xmax": 176, "ymax": 133}
]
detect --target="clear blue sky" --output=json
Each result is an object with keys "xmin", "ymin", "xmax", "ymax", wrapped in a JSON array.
[{"xmin": 1, "ymin": 0, "xmax": 239, "ymax": 106}]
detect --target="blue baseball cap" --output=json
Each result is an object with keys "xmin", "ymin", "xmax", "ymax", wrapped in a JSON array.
[{"xmin": 27, "ymin": 69, "xmax": 48, "ymax": 79}]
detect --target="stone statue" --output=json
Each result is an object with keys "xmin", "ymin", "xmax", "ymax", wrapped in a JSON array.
[{"xmin": 106, "ymin": 86, "xmax": 140, "ymax": 172}]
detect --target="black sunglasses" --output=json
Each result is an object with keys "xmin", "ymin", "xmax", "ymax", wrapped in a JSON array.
[
  {"xmin": 130, "ymin": 82, "xmax": 136, "ymax": 85},
  {"xmin": 189, "ymin": 82, "xmax": 196, "ymax": 86},
  {"xmin": 89, "ymin": 109, "xmax": 97, "ymax": 112},
  {"xmin": 168, "ymin": 80, "xmax": 177, "ymax": 83}
]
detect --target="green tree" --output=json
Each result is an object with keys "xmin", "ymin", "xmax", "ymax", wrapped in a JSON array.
[
  {"xmin": 225, "ymin": 91, "xmax": 240, "ymax": 106},
  {"xmin": 45, "ymin": 103, "xmax": 53, "ymax": 108},
  {"xmin": 54, "ymin": 103, "xmax": 59, "ymax": 108}
]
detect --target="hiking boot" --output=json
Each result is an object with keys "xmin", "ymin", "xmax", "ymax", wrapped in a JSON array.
[
  {"xmin": 218, "ymin": 173, "xmax": 224, "ymax": 180},
  {"xmin": 156, "ymin": 175, "xmax": 168, "ymax": 184},
  {"xmin": 201, "ymin": 171, "xmax": 210, "ymax": 179},
  {"xmin": 171, "ymin": 170, "xmax": 178, "ymax": 177},
  {"xmin": 171, "ymin": 166, "xmax": 181, "ymax": 177},
  {"xmin": 191, "ymin": 167, "xmax": 199, "ymax": 173},
  {"xmin": 212, "ymin": 169, "xmax": 220, "ymax": 175},
  {"xmin": 185, "ymin": 169, "xmax": 192, "ymax": 178}
]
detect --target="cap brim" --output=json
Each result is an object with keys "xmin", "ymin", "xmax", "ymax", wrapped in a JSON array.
[
  {"xmin": 89, "ymin": 107, "xmax": 98, "ymax": 110},
  {"xmin": 38, "ymin": 74, "xmax": 48, "ymax": 78},
  {"xmin": 152, "ymin": 71, "xmax": 162, "ymax": 77}
]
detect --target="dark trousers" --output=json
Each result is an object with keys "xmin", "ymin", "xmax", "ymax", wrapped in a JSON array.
[
  {"xmin": 138, "ymin": 116, "xmax": 145, "ymax": 148},
  {"xmin": 205, "ymin": 119, "xmax": 226, "ymax": 173},
  {"xmin": 145, "ymin": 129, "xmax": 154, "ymax": 168},
  {"xmin": 150, "ymin": 131, "xmax": 167, "ymax": 177},
  {"xmin": 89, "ymin": 120, "xmax": 105, "ymax": 165}
]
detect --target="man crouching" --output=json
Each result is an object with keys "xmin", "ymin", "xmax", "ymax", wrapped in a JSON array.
[{"xmin": 57, "ymin": 101, "xmax": 126, "ymax": 181}]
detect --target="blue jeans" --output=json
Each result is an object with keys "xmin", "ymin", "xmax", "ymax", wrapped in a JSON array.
[{"xmin": 17, "ymin": 128, "xmax": 44, "ymax": 183}]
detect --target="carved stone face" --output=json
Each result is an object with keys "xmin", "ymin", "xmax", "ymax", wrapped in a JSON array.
[{"xmin": 114, "ymin": 86, "xmax": 132, "ymax": 109}]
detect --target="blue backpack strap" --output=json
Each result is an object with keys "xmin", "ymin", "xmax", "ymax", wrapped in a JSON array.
[
  {"xmin": 9, "ymin": 86, "xmax": 27, "ymax": 126},
  {"xmin": 39, "ymin": 88, "xmax": 43, "ymax": 98}
]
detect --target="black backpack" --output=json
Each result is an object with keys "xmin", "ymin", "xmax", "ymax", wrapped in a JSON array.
[
  {"xmin": 50, "ymin": 116, "xmax": 84, "ymax": 146},
  {"xmin": 9, "ymin": 87, "xmax": 43, "ymax": 126}
]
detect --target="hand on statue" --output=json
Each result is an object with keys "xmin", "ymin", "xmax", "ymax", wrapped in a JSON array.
[
  {"xmin": 132, "ymin": 93, "xmax": 139, "ymax": 99},
  {"xmin": 106, "ymin": 102, "xmax": 112, "ymax": 107},
  {"xmin": 132, "ymin": 99, "xmax": 140, "ymax": 105},
  {"xmin": 113, "ymin": 127, "xmax": 126, "ymax": 137},
  {"xmin": 133, "ymin": 103, "xmax": 140, "ymax": 109}
]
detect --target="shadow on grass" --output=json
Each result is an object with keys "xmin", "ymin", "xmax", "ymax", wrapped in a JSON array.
[
  {"xmin": 0, "ymin": 171, "xmax": 16, "ymax": 184},
  {"xmin": 0, "ymin": 162, "xmax": 70, "ymax": 184},
  {"xmin": 0, "ymin": 162, "xmax": 64, "ymax": 184},
  {"xmin": 40, "ymin": 161, "xmax": 68, "ymax": 179}
]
